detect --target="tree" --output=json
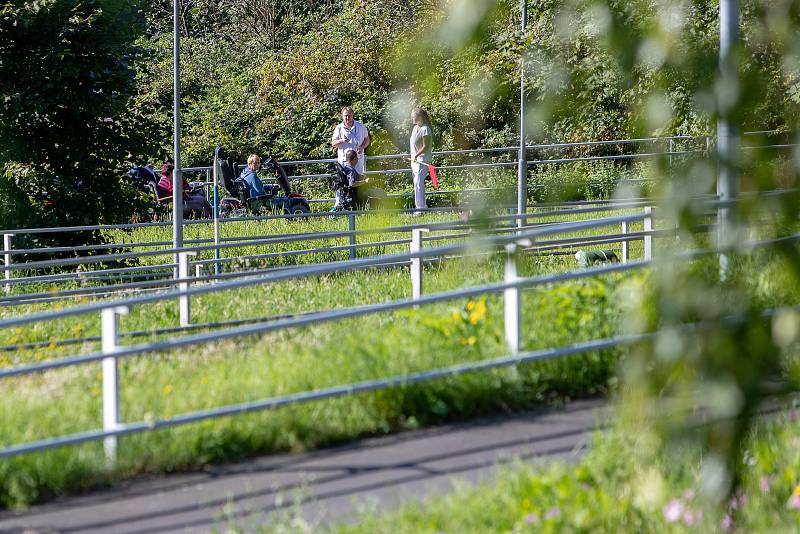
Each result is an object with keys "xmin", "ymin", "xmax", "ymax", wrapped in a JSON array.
[{"xmin": 0, "ymin": 0, "xmax": 149, "ymax": 230}]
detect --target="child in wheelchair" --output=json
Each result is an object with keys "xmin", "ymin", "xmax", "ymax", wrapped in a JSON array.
[{"xmin": 330, "ymin": 149, "xmax": 385, "ymax": 211}]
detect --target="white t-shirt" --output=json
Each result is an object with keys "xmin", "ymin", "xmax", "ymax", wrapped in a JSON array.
[
  {"xmin": 332, "ymin": 120, "xmax": 369, "ymax": 175},
  {"xmin": 410, "ymin": 124, "xmax": 432, "ymax": 171}
]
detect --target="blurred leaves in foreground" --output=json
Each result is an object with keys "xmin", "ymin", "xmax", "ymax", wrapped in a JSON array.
[{"xmin": 408, "ymin": 0, "xmax": 800, "ymax": 505}]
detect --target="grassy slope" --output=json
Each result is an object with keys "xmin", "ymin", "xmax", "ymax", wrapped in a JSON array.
[{"xmin": 0, "ymin": 218, "xmax": 634, "ymax": 507}]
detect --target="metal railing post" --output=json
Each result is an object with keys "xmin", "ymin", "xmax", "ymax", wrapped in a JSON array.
[
  {"xmin": 348, "ymin": 213, "xmax": 357, "ymax": 260},
  {"xmin": 621, "ymin": 222, "xmax": 629, "ymax": 263},
  {"xmin": 668, "ymin": 138, "xmax": 674, "ymax": 170},
  {"xmin": 504, "ymin": 243, "xmax": 521, "ymax": 355},
  {"xmin": 101, "ymin": 305, "xmax": 128, "ymax": 466},
  {"xmin": 178, "ymin": 251, "xmax": 196, "ymax": 327},
  {"xmin": 195, "ymin": 263, "xmax": 202, "ymax": 279},
  {"xmin": 213, "ymin": 157, "xmax": 220, "ymax": 276},
  {"xmin": 3, "ymin": 234, "xmax": 11, "ymax": 294},
  {"xmin": 517, "ymin": 0, "xmax": 528, "ymax": 231},
  {"xmin": 643, "ymin": 207, "xmax": 653, "ymax": 261},
  {"xmin": 410, "ymin": 228, "xmax": 429, "ymax": 301}
]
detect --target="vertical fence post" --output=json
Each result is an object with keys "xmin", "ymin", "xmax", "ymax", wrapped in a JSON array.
[
  {"xmin": 348, "ymin": 213, "xmax": 357, "ymax": 260},
  {"xmin": 717, "ymin": 0, "xmax": 741, "ymax": 282},
  {"xmin": 668, "ymin": 138, "xmax": 674, "ymax": 171},
  {"xmin": 178, "ymin": 251, "xmax": 196, "ymax": 327},
  {"xmin": 504, "ymin": 244, "xmax": 521, "ymax": 355},
  {"xmin": 102, "ymin": 305, "xmax": 128, "ymax": 466},
  {"xmin": 3, "ymin": 233, "xmax": 11, "ymax": 294},
  {"xmin": 621, "ymin": 222, "xmax": 629, "ymax": 264},
  {"xmin": 643, "ymin": 207, "xmax": 653, "ymax": 261},
  {"xmin": 213, "ymin": 157, "xmax": 220, "ymax": 276},
  {"xmin": 195, "ymin": 263, "xmax": 202, "ymax": 279},
  {"xmin": 517, "ymin": 0, "xmax": 528, "ymax": 231},
  {"xmin": 410, "ymin": 228, "xmax": 429, "ymax": 302}
]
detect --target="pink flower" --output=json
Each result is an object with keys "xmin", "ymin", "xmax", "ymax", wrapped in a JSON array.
[
  {"xmin": 760, "ymin": 476, "xmax": 771, "ymax": 495},
  {"xmin": 683, "ymin": 510, "xmax": 696, "ymax": 526},
  {"xmin": 524, "ymin": 513, "xmax": 539, "ymax": 524},
  {"xmin": 721, "ymin": 514, "xmax": 733, "ymax": 530},
  {"xmin": 789, "ymin": 493, "xmax": 800, "ymax": 510},
  {"xmin": 545, "ymin": 507, "xmax": 560, "ymax": 519},
  {"xmin": 728, "ymin": 490, "xmax": 747, "ymax": 510},
  {"xmin": 682, "ymin": 489, "xmax": 695, "ymax": 501},
  {"xmin": 663, "ymin": 499, "xmax": 683, "ymax": 523}
]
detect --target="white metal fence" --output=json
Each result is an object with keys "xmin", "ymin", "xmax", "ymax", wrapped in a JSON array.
[
  {"xmin": 1, "ymin": 194, "xmax": 792, "ymax": 462},
  {"xmin": 0, "ymin": 132, "xmax": 795, "ymax": 464}
]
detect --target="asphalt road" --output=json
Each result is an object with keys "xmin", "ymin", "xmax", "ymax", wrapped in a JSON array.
[{"xmin": 0, "ymin": 398, "xmax": 608, "ymax": 534}]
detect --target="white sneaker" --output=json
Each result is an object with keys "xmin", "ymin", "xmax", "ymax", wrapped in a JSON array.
[{"xmin": 413, "ymin": 211, "xmax": 424, "ymax": 217}]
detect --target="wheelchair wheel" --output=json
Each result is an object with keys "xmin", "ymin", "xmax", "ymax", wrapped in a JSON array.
[{"xmin": 286, "ymin": 200, "xmax": 310, "ymax": 221}]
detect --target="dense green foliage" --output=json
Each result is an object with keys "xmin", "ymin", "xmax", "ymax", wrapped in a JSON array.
[
  {"xmin": 0, "ymin": 0, "xmax": 151, "ymax": 231},
  {"xmin": 2, "ymin": 0, "xmax": 798, "ymax": 228},
  {"xmin": 131, "ymin": 0, "xmax": 799, "ymax": 168}
]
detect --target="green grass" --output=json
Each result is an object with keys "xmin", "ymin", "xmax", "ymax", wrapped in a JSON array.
[
  {"xmin": 0, "ymin": 205, "xmax": 720, "ymax": 509},
  {"xmin": 0, "ymin": 248, "xmax": 628, "ymax": 508},
  {"xmin": 294, "ymin": 407, "xmax": 800, "ymax": 534}
]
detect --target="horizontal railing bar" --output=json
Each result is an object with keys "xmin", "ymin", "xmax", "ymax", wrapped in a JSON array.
[
  {"xmin": 1, "ymin": 202, "xmax": 653, "ymax": 273},
  {"xmin": 0, "ymin": 212, "xmax": 649, "ymax": 329},
  {"xmin": 6, "ymin": 225, "xmax": 794, "ymax": 376},
  {"xmin": 0, "ymin": 132, "xmax": 789, "ymax": 236},
  {"xmin": 183, "ymin": 134, "xmax": 704, "ymax": 172},
  {"xmin": 0, "ymin": 331, "xmax": 651, "ymax": 458},
  {"xmin": 0, "ymin": 259, "xmax": 648, "ymax": 379}
]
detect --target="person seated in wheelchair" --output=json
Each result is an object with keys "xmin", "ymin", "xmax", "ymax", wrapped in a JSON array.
[
  {"xmin": 239, "ymin": 154, "xmax": 271, "ymax": 198},
  {"xmin": 332, "ymin": 149, "xmax": 380, "ymax": 211},
  {"xmin": 158, "ymin": 163, "xmax": 212, "ymax": 218}
]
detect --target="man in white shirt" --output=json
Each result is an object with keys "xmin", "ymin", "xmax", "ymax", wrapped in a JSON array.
[{"xmin": 331, "ymin": 106, "xmax": 370, "ymax": 209}]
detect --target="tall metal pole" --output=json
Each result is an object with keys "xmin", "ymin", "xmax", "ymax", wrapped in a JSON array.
[
  {"xmin": 213, "ymin": 157, "xmax": 220, "ymax": 276},
  {"xmin": 172, "ymin": 0, "xmax": 184, "ymax": 277},
  {"xmin": 516, "ymin": 0, "xmax": 527, "ymax": 230},
  {"xmin": 717, "ymin": 0, "xmax": 740, "ymax": 281}
]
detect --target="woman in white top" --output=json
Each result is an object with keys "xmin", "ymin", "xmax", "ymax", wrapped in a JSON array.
[{"xmin": 409, "ymin": 108, "xmax": 432, "ymax": 213}]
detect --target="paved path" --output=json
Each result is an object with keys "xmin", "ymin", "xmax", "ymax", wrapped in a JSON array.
[{"xmin": 0, "ymin": 398, "xmax": 607, "ymax": 534}]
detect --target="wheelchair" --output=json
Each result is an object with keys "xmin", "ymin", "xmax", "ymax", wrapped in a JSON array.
[{"xmin": 215, "ymin": 146, "xmax": 311, "ymax": 219}]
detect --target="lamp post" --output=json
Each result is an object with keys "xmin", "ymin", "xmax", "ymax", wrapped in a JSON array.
[
  {"xmin": 717, "ymin": 0, "xmax": 740, "ymax": 281},
  {"xmin": 172, "ymin": 0, "xmax": 184, "ymax": 276},
  {"xmin": 517, "ymin": 0, "xmax": 528, "ymax": 230}
]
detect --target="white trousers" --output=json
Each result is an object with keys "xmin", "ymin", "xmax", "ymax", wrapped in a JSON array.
[{"xmin": 412, "ymin": 164, "xmax": 428, "ymax": 209}]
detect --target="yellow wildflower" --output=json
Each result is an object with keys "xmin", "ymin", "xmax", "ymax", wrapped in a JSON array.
[
  {"xmin": 461, "ymin": 335, "xmax": 477, "ymax": 345},
  {"xmin": 163, "ymin": 384, "xmax": 173, "ymax": 395},
  {"xmin": 466, "ymin": 300, "xmax": 475, "ymax": 311}
]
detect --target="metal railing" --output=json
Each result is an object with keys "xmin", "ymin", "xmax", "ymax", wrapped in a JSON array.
[
  {"xmin": 0, "ymin": 200, "xmax": 656, "ymax": 300},
  {"xmin": 0, "ymin": 211, "xmax": 654, "ymax": 461},
  {"xmin": 0, "ymin": 193, "xmax": 794, "ymax": 465},
  {"xmin": 2, "ymin": 207, "xmax": 659, "ymax": 306}
]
